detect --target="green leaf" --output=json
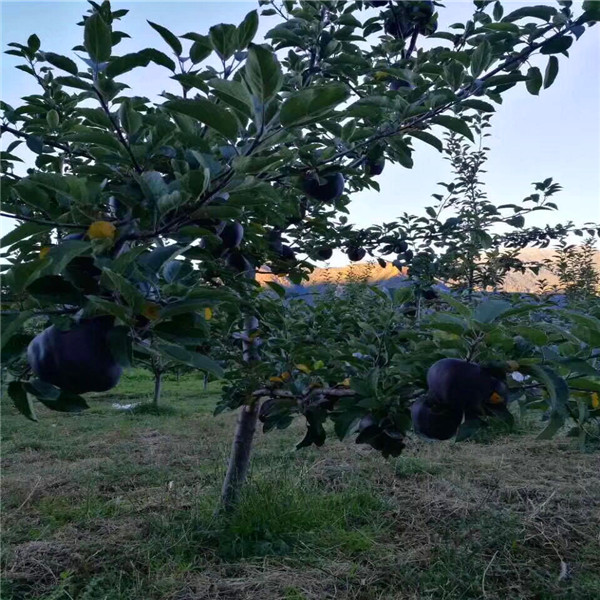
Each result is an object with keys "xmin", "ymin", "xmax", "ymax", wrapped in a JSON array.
[
  {"xmin": 46, "ymin": 240, "xmax": 91, "ymax": 275},
  {"xmin": 483, "ymin": 22, "xmax": 519, "ymax": 32},
  {"xmin": 209, "ymin": 23, "xmax": 238, "ymax": 60},
  {"xmin": 148, "ymin": 21, "xmax": 182, "ymax": 56},
  {"xmin": 106, "ymin": 51, "xmax": 150, "ymax": 77},
  {"xmin": 1, "ymin": 222, "xmax": 53, "ymax": 247},
  {"xmin": 502, "ymin": 6, "xmax": 557, "ymax": 22},
  {"xmin": 407, "ymin": 130, "xmax": 443, "ymax": 152},
  {"xmin": 28, "ymin": 34, "xmax": 41, "ymax": 53},
  {"xmin": 54, "ymin": 76, "xmax": 93, "ymax": 91},
  {"xmin": 77, "ymin": 107, "xmax": 113, "ymax": 129},
  {"xmin": 7, "ymin": 381, "xmax": 37, "ymax": 421},
  {"xmin": 159, "ymin": 298, "xmax": 221, "ymax": 319},
  {"xmin": 237, "ymin": 10, "xmax": 259, "ymax": 49},
  {"xmin": 543, "ymin": 56, "xmax": 559, "ymax": 89},
  {"xmin": 26, "ymin": 275, "xmax": 83, "ymax": 304},
  {"xmin": 426, "ymin": 313, "xmax": 468, "ymax": 335},
  {"xmin": 209, "ymin": 79, "xmax": 253, "ymax": 118},
  {"xmin": 43, "ymin": 52, "xmax": 79, "ymax": 75},
  {"xmin": 1, "ymin": 314, "xmax": 34, "ymax": 358},
  {"xmin": 460, "ymin": 99, "xmax": 495, "ymax": 112},
  {"xmin": 583, "ymin": 0, "xmax": 600, "ymax": 20},
  {"xmin": 245, "ymin": 43, "xmax": 283, "ymax": 102},
  {"xmin": 471, "ymin": 230, "xmax": 493, "ymax": 248},
  {"xmin": 470, "ymin": 40, "xmax": 492, "ymax": 78},
  {"xmin": 183, "ymin": 168, "xmax": 210, "ymax": 196},
  {"xmin": 559, "ymin": 310, "xmax": 600, "ymax": 333},
  {"xmin": 65, "ymin": 129, "xmax": 124, "ymax": 152},
  {"xmin": 143, "ymin": 48, "xmax": 176, "ymax": 71},
  {"xmin": 164, "ymin": 98, "xmax": 239, "ymax": 140},
  {"xmin": 506, "ymin": 214, "xmax": 525, "ymax": 228},
  {"xmin": 84, "ymin": 12, "xmax": 112, "ymax": 63},
  {"xmin": 85, "ymin": 296, "xmax": 131, "ymax": 321},
  {"xmin": 537, "ymin": 412, "xmax": 564, "ymax": 440},
  {"xmin": 36, "ymin": 391, "xmax": 89, "ymax": 413},
  {"xmin": 46, "ymin": 109, "xmax": 60, "ymax": 128},
  {"xmin": 100, "ymin": 269, "xmax": 145, "ymax": 311},
  {"xmin": 432, "ymin": 115, "xmax": 474, "ymax": 142},
  {"xmin": 189, "ymin": 37, "xmax": 212, "ymax": 64},
  {"xmin": 118, "ymin": 101, "xmax": 142, "ymax": 135},
  {"xmin": 331, "ymin": 409, "xmax": 362, "ymax": 441},
  {"xmin": 567, "ymin": 378, "xmax": 600, "ymax": 393},
  {"xmin": 139, "ymin": 244, "xmax": 185, "ymax": 274},
  {"xmin": 107, "ymin": 325, "xmax": 133, "ymax": 367},
  {"xmin": 265, "ymin": 280, "xmax": 286, "ymax": 298},
  {"xmin": 157, "ymin": 343, "xmax": 224, "ymax": 377},
  {"xmin": 280, "ymin": 84, "xmax": 349, "ymax": 127},
  {"xmin": 520, "ymin": 364, "xmax": 569, "ymax": 421},
  {"xmin": 525, "ymin": 66, "xmax": 543, "ymax": 95},
  {"xmin": 492, "ymin": 1, "xmax": 503, "ymax": 21},
  {"xmin": 540, "ymin": 36, "xmax": 573, "ymax": 55},
  {"xmin": 388, "ymin": 136, "xmax": 414, "ymax": 169},
  {"xmin": 437, "ymin": 292, "xmax": 471, "ymax": 316},
  {"xmin": 517, "ymin": 327, "xmax": 548, "ymax": 346},
  {"xmin": 473, "ymin": 299, "xmax": 512, "ymax": 323}
]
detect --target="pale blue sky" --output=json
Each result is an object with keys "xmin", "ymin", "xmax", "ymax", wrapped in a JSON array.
[{"xmin": 2, "ymin": 1, "xmax": 599, "ymax": 266}]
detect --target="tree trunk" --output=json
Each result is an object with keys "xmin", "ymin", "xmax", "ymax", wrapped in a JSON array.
[
  {"xmin": 203, "ymin": 373, "xmax": 209, "ymax": 391},
  {"xmin": 219, "ymin": 401, "xmax": 260, "ymax": 511},
  {"xmin": 220, "ymin": 268, "xmax": 260, "ymax": 511},
  {"xmin": 153, "ymin": 370, "xmax": 162, "ymax": 408}
]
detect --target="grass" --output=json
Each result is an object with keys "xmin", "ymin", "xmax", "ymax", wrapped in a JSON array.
[{"xmin": 2, "ymin": 369, "xmax": 600, "ymax": 599}]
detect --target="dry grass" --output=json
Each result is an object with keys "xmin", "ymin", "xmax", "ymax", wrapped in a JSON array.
[{"xmin": 2, "ymin": 371, "xmax": 599, "ymax": 599}]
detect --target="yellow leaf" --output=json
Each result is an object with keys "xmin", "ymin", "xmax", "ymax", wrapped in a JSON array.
[
  {"xmin": 489, "ymin": 391, "xmax": 504, "ymax": 405},
  {"xmin": 374, "ymin": 71, "xmax": 389, "ymax": 81},
  {"xmin": 269, "ymin": 376, "xmax": 284, "ymax": 384},
  {"xmin": 87, "ymin": 220, "xmax": 116, "ymax": 240},
  {"xmin": 341, "ymin": 378, "xmax": 351, "ymax": 387},
  {"xmin": 506, "ymin": 360, "xmax": 520, "ymax": 372},
  {"xmin": 313, "ymin": 360, "xmax": 325, "ymax": 370},
  {"xmin": 39, "ymin": 246, "xmax": 51, "ymax": 260},
  {"xmin": 592, "ymin": 393, "xmax": 599, "ymax": 409},
  {"xmin": 296, "ymin": 363, "xmax": 311, "ymax": 374},
  {"xmin": 281, "ymin": 371, "xmax": 291, "ymax": 382},
  {"xmin": 204, "ymin": 307, "xmax": 213, "ymax": 321},
  {"xmin": 142, "ymin": 302, "xmax": 161, "ymax": 321}
]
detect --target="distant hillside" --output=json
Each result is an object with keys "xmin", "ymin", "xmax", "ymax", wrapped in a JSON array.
[{"xmin": 258, "ymin": 248, "xmax": 600, "ymax": 293}]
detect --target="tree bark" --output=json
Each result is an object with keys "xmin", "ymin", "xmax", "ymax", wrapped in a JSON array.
[
  {"xmin": 219, "ymin": 268, "xmax": 260, "ymax": 512},
  {"xmin": 153, "ymin": 370, "xmax": 162, "ymax": 408},
  {"xmin": 219, "ymin": 400, "xmax": 260, "ymax": 511}
]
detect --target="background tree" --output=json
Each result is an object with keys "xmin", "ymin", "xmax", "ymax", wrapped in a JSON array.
[{"xmin": 544, "ymin": 237, "xmax": 600, "ymax": 300}]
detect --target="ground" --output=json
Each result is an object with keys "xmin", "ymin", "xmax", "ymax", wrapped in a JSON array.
[{"xmin": 2, "ymin": 370, "xmax": 599, "ymax": 600}]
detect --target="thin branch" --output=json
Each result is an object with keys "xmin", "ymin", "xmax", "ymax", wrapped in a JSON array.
[
  {"xmin": 0, "ymin": 212, "xmax": 88, "ymax": 229},
  {"xmin": 92, "ymin": 87, "xmax": 143, "ymax": 174},
  {"xmin": 1, "ymin": 124, "xmax": 89, "ymax": 158}
]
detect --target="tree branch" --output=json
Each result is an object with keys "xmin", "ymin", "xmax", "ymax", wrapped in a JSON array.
[{"xmin": 92, "ymin": 87, "xmax": 143, "ymax": 174}]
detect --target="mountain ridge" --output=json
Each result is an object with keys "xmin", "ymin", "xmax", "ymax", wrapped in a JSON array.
[{"xmin": 257, "ymin": 248, "xmax": 600, "ymax": 293}]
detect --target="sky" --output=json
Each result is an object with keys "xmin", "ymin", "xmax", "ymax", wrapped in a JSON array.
[{"xmin": 1, "ymin": 0, "xmax": 599, "ymax": 266}]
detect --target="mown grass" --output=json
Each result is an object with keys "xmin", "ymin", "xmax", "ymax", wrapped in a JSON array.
[{"xmin": 2, "ymin": 369, "xmax": 599, "ymax": 599}]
